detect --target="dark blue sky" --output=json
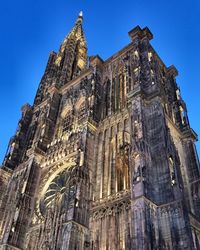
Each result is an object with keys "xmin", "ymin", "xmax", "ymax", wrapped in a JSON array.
[{"xmin": 0, "ymin": 0, "xmax": 200, "ymax": 163}]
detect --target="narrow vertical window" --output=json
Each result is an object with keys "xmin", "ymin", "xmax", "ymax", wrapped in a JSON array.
[
  {"xmin": 62, "ymin": 112, "xmax": 72, "ymax": 134},
  {"xmin": 78, "ymin": 102, "xmax": 85, "ymax": 121},
  {"xmin": 169, "ymin": 156, "xmax": 176, "ymax": 186}
]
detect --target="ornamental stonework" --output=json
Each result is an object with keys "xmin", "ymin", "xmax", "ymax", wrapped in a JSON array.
[{"xmin": 0, "ymin": 12, "xmax": 200, "ymax": 250}]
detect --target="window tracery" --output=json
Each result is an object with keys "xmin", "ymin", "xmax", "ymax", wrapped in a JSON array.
[
  {"xmin": 78, "ymin": 102, "xmax": 86, "ymax": 121},
  {"xmin": 111, "ymin": 69, "xmax": 127, "ymax": 113},
  {"xmin": 62, "ymin": 111, "xmax": 73, "ymax": 134}
]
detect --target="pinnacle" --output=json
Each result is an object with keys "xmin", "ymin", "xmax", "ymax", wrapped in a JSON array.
[{"xmin": 79, "ymin": 11, "xmax": 83, "ymax": 17}]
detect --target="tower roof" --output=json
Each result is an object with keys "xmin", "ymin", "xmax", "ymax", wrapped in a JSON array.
[
  {"xmin": 56, "ymin": 12, "xmax": 86, "ymax": 55},
  {"xmin": 54, "ymin": 12, "xmax": 88, "ymax": 84}
]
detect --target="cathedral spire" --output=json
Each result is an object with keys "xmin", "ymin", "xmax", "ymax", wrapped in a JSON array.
[
  {"xmin": 54, "ymin": 12, "xmax": 88, "ymax": 85},
  {"xmin": 33, "ymin": 13, "xmax": 88, "ymax": 105}
]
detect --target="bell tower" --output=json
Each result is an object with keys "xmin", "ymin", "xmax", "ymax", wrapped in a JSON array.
[{"xmin": 0, "ymin": 12, "xmax": 93, "ymax": 250}]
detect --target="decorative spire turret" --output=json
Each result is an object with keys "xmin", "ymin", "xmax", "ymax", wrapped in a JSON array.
[
  {"xmin": 34, "ymin": 12, "xmax": 88, "ymax": 106},
  {"xmin": 55, "ymin": 12, "xmax": 88, "ymax": 85}
]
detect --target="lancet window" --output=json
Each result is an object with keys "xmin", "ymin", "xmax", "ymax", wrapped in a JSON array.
[
  {"xmin": 169, "ymin": 156, "xmax": 176, "ymax": 186},
  {"xmin": 62, "ymin": 111, "xmax": 73, "ymax": 133},
  {"xmin": 103, "ymin": 79, "xmax": 111, "ymax": 118},
  {"xmin": 111, "ymin": 71, "xmax": 126, "ymax": 113},
  {"xmin": 78, "ymin": 102, "xmax": 86, "ymax": 121},
  {"xmin": 127, "ymin": 65, "xmax": 132, "ymax": 93},
  {"xmin": 119, "ymin": 73, "xmax": 126, "ymax": 110}
]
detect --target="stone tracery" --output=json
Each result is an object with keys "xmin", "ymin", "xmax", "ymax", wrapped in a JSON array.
[{"xmin": 0, "ymin": 13, "xmax": 200, "ymax": 250}]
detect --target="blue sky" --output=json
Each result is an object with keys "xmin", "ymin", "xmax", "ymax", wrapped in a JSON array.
[{"xmin": 0, "ymin": 0, "xmax": 200, "ymax": 163}]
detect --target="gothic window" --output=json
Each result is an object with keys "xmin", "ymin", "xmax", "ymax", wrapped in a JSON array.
[
  {"xmin": 78, "ymin": 102, "xmax": 85, "ymax": 120},
  {"xmin": 119, "ymin": 73, "xmax": 125, "ymax": 110},
  {"xmin": 115, "ymin": 77, "xmax": 120, "ymax": 111},
  {"xmin": 128, "ymin": 75, "xmax": 132, "ymax": 93},
  {"xmin": 111, "ymin": 72, "xmax": 127, "ymax": 113},
  {"xmin": 169, "ymin": 156, "xmax": 176, "ymax": 186},
  {"xmin": 102, "ymin": 129, "xmax": 109, "ymax": 198},
  {"xmin": 40, "ymin": 168, "xmax": 76, "ymax": 217},
  {"xmin": 111, "ymin": 78, "xmax": 116, "ymax": 113},
  {"xmin": 62, "ymin": 112, "xmax": 72, "ymax": 133},
  {"xmin": 179, "ymin": 105, "xmax": 186, "ymax": 125},
  {"xmin": 103, "ymin": 80, "xmax": 111, "ymax": 118}
]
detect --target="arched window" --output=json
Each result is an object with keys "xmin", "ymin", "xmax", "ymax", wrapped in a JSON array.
[
  {"xmin": 169, "ymin": 156, "xmax": 176, "ymax": 186},
  {"xmin": 78, "ymin": 102, "xmax": 85, "ymax": 121},
  {"xmin": 111, "ymin": 78, "xmax": 116, "ymax": 113},
  {"xmin": 62, "ymin": 112, "xmax": 72, "ymax": 133},
  {"xmin": 119, "ymin": 73, "xmax": 125, "ymax": 109},
  {"xmin": 103, "ymin": 79, "xmax": 111, "ymax": 118}
]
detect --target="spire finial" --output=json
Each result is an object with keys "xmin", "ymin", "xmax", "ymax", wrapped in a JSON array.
[{"xmin": 79, "ymin": 11, "xmax": 83, "ymax": 17}]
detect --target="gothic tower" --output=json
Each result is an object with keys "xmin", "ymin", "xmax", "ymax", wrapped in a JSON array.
[{"xmin": 0, "ymin": 13, "xmax": 200, "ymax": 250}]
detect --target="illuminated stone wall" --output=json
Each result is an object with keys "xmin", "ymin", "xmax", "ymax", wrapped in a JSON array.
[{"xmin": 0, "ymin": 14, "xmax": 200, "ymax": 250}]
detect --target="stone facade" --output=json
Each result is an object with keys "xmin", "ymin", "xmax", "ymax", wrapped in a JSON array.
[{"xmin": 0, "ymin": 12, "xmax": 200, "ymax": 250}]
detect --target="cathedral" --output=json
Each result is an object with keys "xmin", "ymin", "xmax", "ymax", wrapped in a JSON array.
[{"xmin": 0, "ymin": 12, "xmax": 200, "ymax": 250}]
